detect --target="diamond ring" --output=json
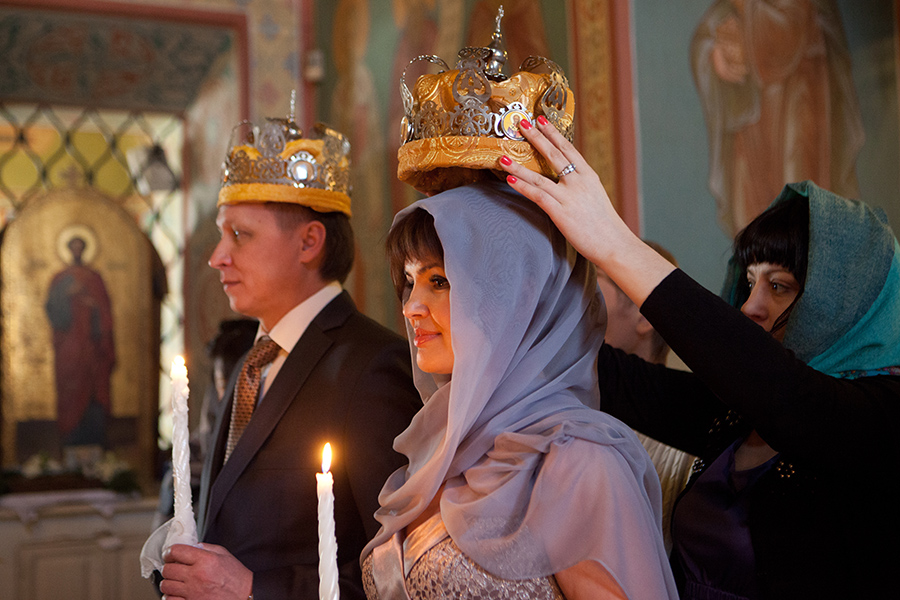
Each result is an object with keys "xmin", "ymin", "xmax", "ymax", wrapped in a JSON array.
[{"xmin": 558, "ymin": 163, "xmax": 577, "ymax": 177}]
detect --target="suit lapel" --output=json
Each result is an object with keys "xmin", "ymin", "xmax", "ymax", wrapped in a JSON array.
[{"xmin": 199, "ymin": 292, "xmax": 356, "ymax": 535}]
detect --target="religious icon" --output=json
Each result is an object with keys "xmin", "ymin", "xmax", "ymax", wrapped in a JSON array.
[
  {"xmin": 496, "ymin": 103, "xmax": 530, "ymax": 140},
  {"xmin": 45, "ymin": 226, "xmax": 116, "ymax": 448},
  {"xmin": 1, "ymin": 188, "xmax": 160, "ymax": 492}
]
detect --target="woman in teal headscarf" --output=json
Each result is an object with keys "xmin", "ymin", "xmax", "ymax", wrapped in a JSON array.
[{"xmin": 500, "ymin": 117, "xmax": 900, "ymax": 599}]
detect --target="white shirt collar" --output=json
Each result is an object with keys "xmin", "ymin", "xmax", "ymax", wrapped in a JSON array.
[{"xmin": 256, "ymin": 281, "xmax": 343, "ymax": 353}]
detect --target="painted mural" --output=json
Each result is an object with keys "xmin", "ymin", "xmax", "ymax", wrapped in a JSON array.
[
  {"xmin": 0, "ymin": 7, "xmax": 232, "ymax": 113},
  {"xmin": 691, "ymin": 0, "xmax": 865, "ymax": 236},
  {"xmin": 630, "ymin": 0, "xmax": 898, "ymax": 294}
]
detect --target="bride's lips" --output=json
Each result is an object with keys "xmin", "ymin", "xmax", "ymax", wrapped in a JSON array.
[{"xmin": 413, "ymin": 328, "xmax": 439, "ymax": 347}]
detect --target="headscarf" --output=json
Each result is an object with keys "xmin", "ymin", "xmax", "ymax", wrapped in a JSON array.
[
  {"xmin": 722, "ymin": 180, "xmax": 900, "ymax": 377},
  {"xmin": 364, "ymin": 180, "xmax": 676, "ymax": 597}
]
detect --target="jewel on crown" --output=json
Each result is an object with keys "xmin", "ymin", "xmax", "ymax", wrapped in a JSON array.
[
  {"xmin": 398, "ymin": 5, "xmax": 574, "ymax": 148},
  {"xmin": 221, "ymin": 92, "xmax": 351, "ymax": 195}
]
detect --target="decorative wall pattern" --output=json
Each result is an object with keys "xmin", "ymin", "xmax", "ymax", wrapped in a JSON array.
[
  {"xmin": 569, "ymin": 0, "xmax": 618, "ymax": 210},
  {"xmin": 0, "ymin": 8, "xmax": 233, "ymax": 113},
  {"xmin": 26, "ymin": 0, "xmax": 305, "ymax": 123}
]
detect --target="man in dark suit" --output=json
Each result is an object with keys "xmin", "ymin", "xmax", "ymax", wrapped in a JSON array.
[{"xmin": 159, "ymin": 119, "xmax": 419, "ymax": 599}]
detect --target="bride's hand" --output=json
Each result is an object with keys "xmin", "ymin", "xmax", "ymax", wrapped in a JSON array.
[{"xmin": 497, "ymin": 116, "xmax": 629, "ymax": 266}]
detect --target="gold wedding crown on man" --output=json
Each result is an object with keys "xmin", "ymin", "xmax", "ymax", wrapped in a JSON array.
[
  {"xmin": 398, "ymin": 6, "xmax": 575, "ymax": 194},
  {"xmin": 219, "ymin": 94, "xmax": 352, "ymax": 216}
]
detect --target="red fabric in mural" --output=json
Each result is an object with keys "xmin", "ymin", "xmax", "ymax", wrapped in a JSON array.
[
  {"xmin": 691, "ymin": 0, "xmax": 864, "ymax": 235},
  {"xmin": 45, "ymin": 263, "xmax": 116, "ymax": 437}
]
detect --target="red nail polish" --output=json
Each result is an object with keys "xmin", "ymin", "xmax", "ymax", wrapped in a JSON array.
[
  {"xmin": 520, "ymin": 119, "xmax": 532, "ymax": 131},
  {"xmin": 507, "ymin": 175, "xmax": 518, "ymax": 184},
  {"xmin": 500, "ymin": 155, "xmax": 512, "ymax": 166},
  {"xmin": 537, "ymin": 115, "xmax": 549, "ymax": 126}
]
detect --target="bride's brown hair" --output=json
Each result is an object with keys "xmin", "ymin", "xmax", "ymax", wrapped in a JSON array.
[{"xmin": 386, "ymin": 208, "xmax": 445, "ymax": 299}]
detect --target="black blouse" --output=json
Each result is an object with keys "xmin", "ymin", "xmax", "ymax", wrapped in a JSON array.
[{"xmin": 598, "ymin": 269, "xmax": 900, "ymax": 599}]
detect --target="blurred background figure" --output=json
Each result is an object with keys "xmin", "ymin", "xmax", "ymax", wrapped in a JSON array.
[
  {"xmin": 597, "ymin": 240, "xmax": 695, "ymax": 553},
  {"xmin": 197, "ymin": 319, "xmax": 259, "ymax": 461},
  {"xmin": 599, "ymin": 241, "xmax": 680, "ymax": 366}
]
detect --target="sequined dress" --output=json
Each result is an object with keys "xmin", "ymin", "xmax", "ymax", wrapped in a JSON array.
[{"xmin": 362, "ymin": 513, "xmax": 565, "ymax": 600}]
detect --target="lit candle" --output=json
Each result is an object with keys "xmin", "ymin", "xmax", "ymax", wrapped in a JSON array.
[
  {"xmin": 317, "ymin": 443, "xmax": 339, "ymax": 600},
  {"xmin": 167, "ymin": 356, "xmax": 198, "ymax": 547}
]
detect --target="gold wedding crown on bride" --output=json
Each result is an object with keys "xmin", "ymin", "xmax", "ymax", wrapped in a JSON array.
[
  {"xmin": 398, "ymin": 6, "xmax": 575, "ymax": 193},
  {"xmin": 219, "ymin": 93, "xmax": 352, "ymax": 216}
]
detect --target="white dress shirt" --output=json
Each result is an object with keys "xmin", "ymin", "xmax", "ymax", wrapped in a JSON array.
[{"xmin": 255, "ymin": 281, "xmax": 343, "ymax": 400}]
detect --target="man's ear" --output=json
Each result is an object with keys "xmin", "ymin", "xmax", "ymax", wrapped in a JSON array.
[{"xmin": 297, "ymin": 220, "xmax": 326, "ymax": 263}]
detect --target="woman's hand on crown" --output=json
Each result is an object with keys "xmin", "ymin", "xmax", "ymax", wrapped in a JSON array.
[{"xmin": 499, "ymin": 117, "xmax": 675, "ymax": 306}]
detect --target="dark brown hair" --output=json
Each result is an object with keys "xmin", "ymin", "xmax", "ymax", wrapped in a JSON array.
[
  {"xmin": 385, "ymin": 208, "xmax": 444, "ymax": 298},
  {"xmin": 732, "ymin": 189, "xmax": 810, "ymax": 334}
]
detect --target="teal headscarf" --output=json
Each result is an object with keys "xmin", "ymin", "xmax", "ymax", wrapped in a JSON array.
[{"xmin": 722, "ymin": 180, "xmax": 900, "ymax": 378}]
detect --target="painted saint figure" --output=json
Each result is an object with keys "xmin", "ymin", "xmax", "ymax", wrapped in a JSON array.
[
  {"xmin": 691, "ymin": 0, "xmax": 865, "ymax": 235},
  {"xmin": 45, "ymin": 234, "xmax": 116, "ymax": 447}
]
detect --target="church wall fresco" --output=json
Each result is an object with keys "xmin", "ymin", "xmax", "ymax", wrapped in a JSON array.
[{"xmin": 633, "ymin": 0, "xmax": 900, "ymax": 292}]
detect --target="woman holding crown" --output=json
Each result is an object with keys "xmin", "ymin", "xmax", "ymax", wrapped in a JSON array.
[
  {"xmin": 360, "ymin": 23, "xmax": 678, "ymax": 600},
  {"xmin": 498, "ymin": 115, "xmax": 900, "ymax": 596}
]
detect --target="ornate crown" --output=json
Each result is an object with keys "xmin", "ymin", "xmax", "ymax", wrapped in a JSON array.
[
  {"xmin": 219, "ymin": 98, "xmax": 352, "ymax": 216},
  {"xmin": 398, "ymin": 6, "xmax": 575, "ymax": 194}
]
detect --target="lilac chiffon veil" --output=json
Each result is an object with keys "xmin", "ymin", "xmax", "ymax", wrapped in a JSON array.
[{"xmin": 363, "ymin": 180, "xmax": 677, "ymax": 599}]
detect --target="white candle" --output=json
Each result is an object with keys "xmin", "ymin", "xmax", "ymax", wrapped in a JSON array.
[
  {"xmin": 167, "ymin": 356, "xmax": 198, "ymax": 547},
  {"xmin": 317, "ymin": 443, "xmax": 339, "ymax": 600}
]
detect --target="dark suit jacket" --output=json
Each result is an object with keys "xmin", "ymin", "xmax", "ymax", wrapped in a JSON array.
[{"xmin": 197, "ymin": 291, "xmax": 419, "ymax": 599}]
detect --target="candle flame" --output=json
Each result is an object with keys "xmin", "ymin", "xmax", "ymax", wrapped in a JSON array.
[
  {"xmin": 321, "ymin": 443, "xmax": 332, "ymax": 473},
  {"xmin": 171, "ymin": 355, "xmax": 187, "ymax": 379}
]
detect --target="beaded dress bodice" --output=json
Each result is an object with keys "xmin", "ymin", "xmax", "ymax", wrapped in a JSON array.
[{"xmin": 362, "ymin": 514, "xmax": 565, "ymax": 600}]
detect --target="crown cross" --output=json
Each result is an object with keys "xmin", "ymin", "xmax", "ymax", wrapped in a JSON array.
[{"xmin": 486, "ymin": 4, "xmax": 507, "ymax": 79}]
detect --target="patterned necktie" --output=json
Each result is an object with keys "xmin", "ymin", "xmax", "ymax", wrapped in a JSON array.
[{"xmin": 224, "ymin": 336, "xmax": 281, "ymax": 463}]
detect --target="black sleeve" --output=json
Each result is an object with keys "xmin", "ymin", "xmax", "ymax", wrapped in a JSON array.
[
  {"xmin": 598, "ymin": 343, "xmax": 723, "ymax": 456},
  {"xmin": 640, "ymin": 269, "xmax": 900, "ymax": 471}
]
